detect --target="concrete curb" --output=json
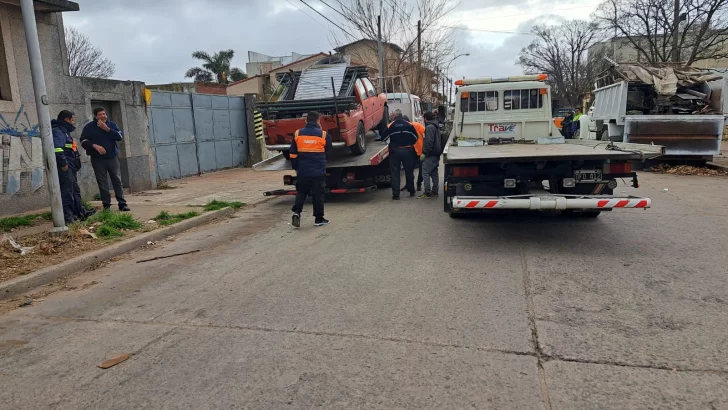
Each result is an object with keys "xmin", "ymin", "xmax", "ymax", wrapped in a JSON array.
[
  {"xmin": 0, "ymin": 207, "xmax": 236, "ymax": 301},
  {"xmin": 707, "ymin": 162, "xmax": 728, "ymax": 172}
]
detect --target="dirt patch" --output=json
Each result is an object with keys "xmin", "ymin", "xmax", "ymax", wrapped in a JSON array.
[{"xmin": 650, "ymin": 164, "xmax": 728, "ymax": 176}]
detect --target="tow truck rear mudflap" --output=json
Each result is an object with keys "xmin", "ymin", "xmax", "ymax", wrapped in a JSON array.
[{"xmin": 450, "ymin": 195, "xmax": 650, "ymax": 210}]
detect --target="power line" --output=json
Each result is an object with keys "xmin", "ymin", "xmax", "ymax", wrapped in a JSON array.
[
  {"xmin": 318, "ymin": 0, "xmax": 350, "ymax": 21},
  {"xmin": 435, "ymin": 25, "xmax": 535, "ymax": 35},
  {"xmin": 299, "ymin": 0, "xmax": 358, "ymax": 38},
  {"xmin": 457, "ymin": 4, "xmax": 596, "ymax": 21},
  {"xmin": 285, "ymin": 0, "xmax": 328, "ymax": 29}
]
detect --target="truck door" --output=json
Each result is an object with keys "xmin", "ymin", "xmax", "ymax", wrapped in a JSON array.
[{"xmin": 362, "ymin": 78, "xmax": 378, "ymax": 127}]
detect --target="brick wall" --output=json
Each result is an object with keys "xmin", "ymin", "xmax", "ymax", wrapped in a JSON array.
[{"xmin": 195, "ymin": 82, "xmax": 227, "ymax": 95}]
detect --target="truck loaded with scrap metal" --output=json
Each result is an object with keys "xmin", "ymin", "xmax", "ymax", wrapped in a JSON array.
[
  {"xmin": 591, "ymin": 61, "xmax": 725, "ymax": 162},
  {"xmin": 258, "ymin": 55, "xmax": 389, "ymax": 158},
  {"xmin": 443, "ymin": 74, "xmax": 665, "ymax": 218}
]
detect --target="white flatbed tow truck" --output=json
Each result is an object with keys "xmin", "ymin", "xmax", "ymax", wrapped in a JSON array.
[{"xmin": 443, "ymin": 74, "xmax": 665, "ymax": 217}]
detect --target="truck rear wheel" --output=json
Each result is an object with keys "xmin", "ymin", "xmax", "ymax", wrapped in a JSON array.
[
  {"xmin": 378, "ymin": 105, "xmax": 389, "ymax": 135},
  {"xmin": 350, "ymin": 121, "xmax": 367, "ymax": 155}
]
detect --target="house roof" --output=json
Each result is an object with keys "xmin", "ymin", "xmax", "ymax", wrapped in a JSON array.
[
  {"xmin": 227, "ymin": 74, "xmax": 266, "ymax": 87},
  {"xmin": 335, "ymin": 39, "xmax": 404, "ymax": 54},
  {"xmin": 269, "ymin": 52, "xmax": 330, "ymax": 73},
  {"xmin": 5, "ymin": 0, "xmax": 81, "ymax": 12}
]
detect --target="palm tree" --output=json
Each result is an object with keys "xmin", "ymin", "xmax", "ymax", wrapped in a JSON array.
[{"xmin": 185, "ymin": 49, "xmax": 248, "ymax": 84}]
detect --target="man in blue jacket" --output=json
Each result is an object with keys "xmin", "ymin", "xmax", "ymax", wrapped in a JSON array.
[
  {"xmin": 80, "ymin": 108, "xmax": 130, "ymax": 211},
  {"xmin": 418, "ymin": 111, "xmax": 443, "ymax": 199},
  {"xmin": 289, "ymin": 111, "xmax": 332, "ymax": 228},
  {"xmin": 381, "ymin": 109, "xmax": 419, "ymax": 200},
  {"xmin": 52, "ymin": 110, "xmax": 92, "ymax": 224}
]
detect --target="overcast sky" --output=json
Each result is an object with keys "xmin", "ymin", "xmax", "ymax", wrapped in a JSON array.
[{"xmin": 64, "ymin": 0, "xmax": 602, "ymax": 85}]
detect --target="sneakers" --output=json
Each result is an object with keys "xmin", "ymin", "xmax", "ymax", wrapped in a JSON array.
[
  {"xmin": 119, "ymin": 205, "xmax": 131, "ymax": 212},
  {"xmin": 292, "ymin": 213, "xmax": 301, "ymax": 228},
  {"xmin": 431, "ymin": 191, "xmax": 439, "ymax": 197},
  {"xmin": 392, "ymin": 195, "xmax": 400, "ymax": 200},
  {"xmin": 417, "ymin": 193, "xmax": 432, "ymax": 199},
  {"xmin": 409, "ymin": 191, "xmax": 416, "ymax": 197},
  {"xmin": 417, "ymin": 185, "xmax": 422, "ymax": 192},
  {"xmin": 314, "ymin": 218, "xmax": 329, "ymax": 226}
]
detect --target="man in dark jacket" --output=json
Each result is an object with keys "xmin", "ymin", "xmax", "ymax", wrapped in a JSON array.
[
  {"xmin": 418, "ymin": 111, "xmax": 442, "ymax": 198},
  {"xmin": 381, "ymin": 109, "xmax": 419, "ymax": 200},
  {"xmin": 560, "ymin": 111, "xmax": 574, "ymax": 139},
  {"xmin": 81, "ymin": 107, "xmax": 130, "ymax": 211},
  {"xmin": 53, "ymin": 110, "xmax": 90, "ymax": 224},
  {"xmin": 290, "ymin": 111, "xmax": 332, "ymax": 228}
]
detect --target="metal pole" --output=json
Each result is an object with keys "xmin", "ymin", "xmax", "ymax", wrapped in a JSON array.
[
  {"xmin": 20, "ymin": 0, "xmax": 66, "ymax": 232},
  {"xmin": 672, "ymin": 0, "xmax": 680, "ymax": 62},
  {"xmin": 330, "ymin": 77, "xmax": 343, "ymax": 140},
  {"xmin": 377, "ymin": 14, "xmax": 384, "ymax": 90}
]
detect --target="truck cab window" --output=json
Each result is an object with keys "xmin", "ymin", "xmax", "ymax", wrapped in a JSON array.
[
  {"xmin": 465, "ymin": 91, "xmax": 498, "ymax": 112},
  {"xmin": 505, "ymin": 89, "xmax": 542, "ymax": 110},
  {"xmin": 355, "ymin": 79, "xmax": 368, "ymax": 101},
  {"xmin": 363, "ymin": 78, "xmax": 377, "ymax": 97}
]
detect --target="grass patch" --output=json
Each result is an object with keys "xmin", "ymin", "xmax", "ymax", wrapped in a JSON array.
[
  {"xmin": 153, "ymin": 210, "xmax": 200, "ymax": 226},
  {"xmin": 203, "ymin": 200, "xmax": 244, "ymax": 212},
  {"xmin": 96, "ymin": 225, "xmax": 123, "ymax": 238},
  {"xmin": 87, "ymin": 209, "xmax": 142, "ymax": 230},
  {"xmin": 93, "ymin": 193, "xmax": 101, "ymax": 201},
  {"xmin": 81, "ymin": 198, "xmax": 94, "ymax": 211},
  {"xmin": 0, "ymin": 212, "xmax": 53, "ymax": 232}
]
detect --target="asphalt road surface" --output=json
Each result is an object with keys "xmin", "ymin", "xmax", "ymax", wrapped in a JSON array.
[{"xmin": 1, "ymin": 172, "xmax": 728, "ymax": 409}]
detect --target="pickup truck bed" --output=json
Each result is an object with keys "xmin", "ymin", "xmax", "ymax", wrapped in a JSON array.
[{"xmin": 444, "ymin": 140, "xmax": 664, "ymax": 164}]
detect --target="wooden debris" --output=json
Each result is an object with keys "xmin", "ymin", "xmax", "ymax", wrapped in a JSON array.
[
  {"xmin": 98, "ymin": 353, "xmax": 131, "ymax": 369},
  {"xmin": 651, "ymin": 164, "xmax": 728, "ymax": 176}
]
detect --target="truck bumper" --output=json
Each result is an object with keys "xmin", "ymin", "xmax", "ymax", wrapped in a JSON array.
[
  {"xmin": 450, "ymin": 195, "xmax": 651, "ymax": 211},
  {"xmin": 266, "ymin": 142, "xmax": 347, "ymax": 151}
]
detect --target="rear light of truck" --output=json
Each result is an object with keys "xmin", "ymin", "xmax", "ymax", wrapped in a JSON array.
[
  {"xmin": 452, "ymin": 166, "xmax": 479, "ymax": 177},
  {"xmin": 604, "ymin": 162, "xmax": 632, "ymax": 174}
]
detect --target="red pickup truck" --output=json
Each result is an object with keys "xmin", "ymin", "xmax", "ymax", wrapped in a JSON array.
[{"xmin": 259, "ymin": 60, "xmax": 389, "ymax": 157}]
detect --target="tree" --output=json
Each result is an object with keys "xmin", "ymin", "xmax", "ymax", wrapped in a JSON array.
[
  {"xmin": 65, "ymin": 27, "xmax": 115, "ymax": 79},
  {"xmin": 517, "ymin": 21, "xmax": 602, "ymax": 108},
  {"xmin": 328, "ymin": 0, "xmax": 458, "ymax": 102},
  {"xmin": 594, "ymin": 0, "xmax": 728, "ymax": 64},
  {"xmin": 185, "ymin": 50, "xmax": 247, "ymax": 84}
]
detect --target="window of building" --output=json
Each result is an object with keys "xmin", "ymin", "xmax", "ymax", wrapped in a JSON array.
[
  {"xmin": 355, "ymin": 79, "xmax": 368, "ymax": 101},
  {"xmin": 0, "ymin": 18, "xmax": 13, "ymax": 101},
  {"xmin": 504, "ymin": 89, "xmax": 543, "ymax": 110}
]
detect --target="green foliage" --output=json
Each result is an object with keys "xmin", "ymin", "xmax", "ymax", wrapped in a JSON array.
[
  {"xmin": 96, "ymin": 225, "xmax": 123, "ymax": 238},
  {"xmin": 185, "ymin": 49, "xmax": 247, "ymax": 84},
  {"xmin": 86, "ymin": 209, "xmax": 142, "ymax": 236},
  {"xmin": 153, "ymin": 210, "xmax": 199, "ymax": 226},
  {"xmin": 0, "ymin": 215, "xmax": 37, "ymax": 232},
  {"xmin": 203, "ymin": 200, "xmax": 244, "ymax": 212}
]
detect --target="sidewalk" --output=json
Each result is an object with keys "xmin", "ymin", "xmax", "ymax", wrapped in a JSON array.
[{"xmin": 5, "ymin": 167, "xmax": 288, "ymax": 238}]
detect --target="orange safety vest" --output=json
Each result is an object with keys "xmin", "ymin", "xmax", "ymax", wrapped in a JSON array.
[
  {"xmin": 387, "ymin": 121, "xmax": 424, "ymax": 156},
  {"xmin": 289, "ymin": 129, "xmax": 328, "ymax": 158}
]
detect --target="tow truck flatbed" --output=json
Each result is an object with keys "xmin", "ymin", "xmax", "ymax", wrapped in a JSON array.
[
  {"xmin": 444, "ymin": 139, "xmax": 664, "ymax": 164},
  {"xmin": 253, "ymin": 133, "xmax": 392, "ymax": 196}
]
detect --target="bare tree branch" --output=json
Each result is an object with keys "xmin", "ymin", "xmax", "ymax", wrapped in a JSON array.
[
  {"xmin": 65, "ymin": 26, "xmax": 115, "ymax": 79},
  {"xmin": 594, "ymin": 0, "xmax": 728, "ymax": 65},
  {"xmin": 517, "ymin": 21, "xmax": 602, "ymax": 107}
]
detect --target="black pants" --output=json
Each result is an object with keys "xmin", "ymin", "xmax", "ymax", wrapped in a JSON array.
[
  {"xmin": 91, "ymin": 156, "xmax": 126, "ymax": 209},
  {"xmin": 417, "ymin": 160, "xmax": 423, "ymax": 187},
  {"xmin": 58, "ymin": 167, "xmax": 82, "ymax": 223},
  {"xmin": 292, "ymin": 176, "xmax": 325, "ymax": 218},
  {"xmin": 390, "ymin": 147, "xmax": 416, "ymax": 197}
]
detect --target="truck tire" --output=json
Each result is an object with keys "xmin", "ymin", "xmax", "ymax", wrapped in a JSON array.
[
  {"xmin": 378, "ymin": 105, "xmax": 389, "ymax": 135},
  {"xmin": 350, "ymin": 121, "xmax": 367, "ymax": 155},
  {"xmin": 581, "ymin": 211, "xmax": 601, "ymax": 218}
]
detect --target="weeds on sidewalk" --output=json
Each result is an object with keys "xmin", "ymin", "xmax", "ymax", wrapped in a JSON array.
[
  {"xmin": 153, "ymin": 210, "xmax": 199, "ymax": 226},
  {"xmin": 156, "ymin": 180, "xmax": 176, "ymax": 190},
  {"xmin": 202, "ymin": 200, "xmax": 244, "ymax": 211},
  {"xmin": 84, "ymin": 209, "xmax": 142, "ymax": 238},
  {"xmin": 1, "ymin": 213, "xmax": 52, "ymax": 232}
]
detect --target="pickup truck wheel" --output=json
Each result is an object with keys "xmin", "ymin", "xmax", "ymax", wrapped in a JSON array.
[
  {"xmin": 282, "ymin": 150, "xmax": 290, "ymax": 160},
  {"xmin": 378, "ymin": 105, "xmax": 389, "ymax": 135},
  {"xmin": 350, "ymin": 121, "xmax": 367, "ymax": 155}
]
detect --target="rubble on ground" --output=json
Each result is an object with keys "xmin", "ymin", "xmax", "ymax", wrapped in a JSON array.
[{"xmin": 650, "ymin": 164, "xmax": 728, "ymax": 176}]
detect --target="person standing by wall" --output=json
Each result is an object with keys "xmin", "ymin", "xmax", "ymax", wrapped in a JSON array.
[
  {"xmin": 52, "ymin": 110, "xmax": 89, "ymax": 224},
  {"xmin": 289, "ymin": 111, "xmax": 332, "ymax": 228},
  {"xmin": 81, "ymin": 108, "xmax": 130, "ymax": 211},
  {"xmin": 418, "ymin": 111, "xmax": 443, "ymax": 198}
]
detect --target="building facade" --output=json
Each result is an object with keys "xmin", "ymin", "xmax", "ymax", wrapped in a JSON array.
[{"xmin": 0, "ymin": 1, "xmax": 154, "ymax": 216}]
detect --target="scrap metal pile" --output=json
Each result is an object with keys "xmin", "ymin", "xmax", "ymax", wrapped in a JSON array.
[
  {"xmin": 258, "ymin": 57, "xmax": 370, "ymax": 120},
  {"xmin": 596, "ymin": 61, "xmax": 724, "ymax": 115}
]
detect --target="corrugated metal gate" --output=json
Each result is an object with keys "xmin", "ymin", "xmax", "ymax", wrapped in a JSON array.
[{"xmin": 147, "ymin": 91, "xmax": 248, "ymax": 181}]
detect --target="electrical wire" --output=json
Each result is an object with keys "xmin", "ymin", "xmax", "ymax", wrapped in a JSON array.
[
  {"xmin": 285, "ymin": 0, "xmax": 328, "ymax": 29},
  {"xmin": 299, "ymin": 0, "xmax": 358, "ymax": 38}
]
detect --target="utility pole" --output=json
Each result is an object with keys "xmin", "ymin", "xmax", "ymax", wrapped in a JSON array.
[
  {"xmin": 377, "ymin": 13, "xmax": 384, "ymax": 90},
  {"xmin": 20, "ymin": 0, "xmax": 66, "ymax": 232},
  {"xmin": 417, "ymin": 20, "xmax": 422, "ymax": 99},
  {"xmin": 672, "ymin": 0, "xmax": 680, "ymax": 62}
]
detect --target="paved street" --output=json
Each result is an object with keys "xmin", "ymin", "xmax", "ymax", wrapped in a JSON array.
[{"xmin": 1, "ymin": 172, "xmax": 728, "ymax": 409}]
